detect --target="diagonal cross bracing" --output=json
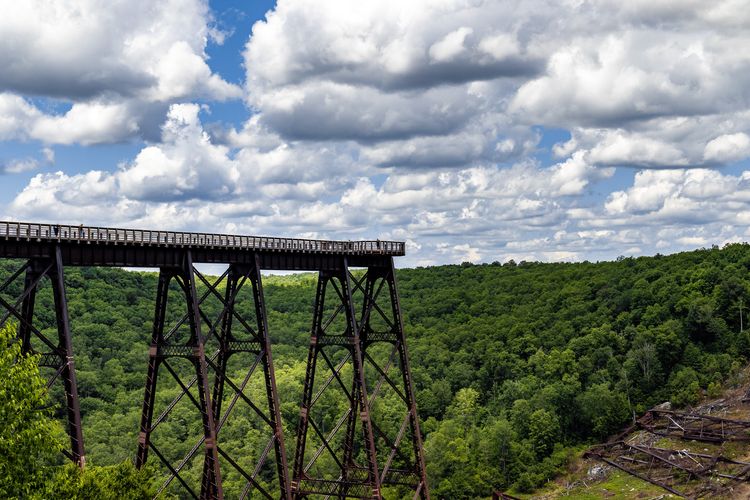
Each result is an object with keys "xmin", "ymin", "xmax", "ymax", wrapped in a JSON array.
[
  {"xmin": 0, "ymin": 221, "xmax": 426, "ymax": 500},
  {"xmin": 291, "ymin": 259, "xmax": 429, "ymax": 499}
]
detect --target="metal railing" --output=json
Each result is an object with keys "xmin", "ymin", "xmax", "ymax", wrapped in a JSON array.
[{"xmin": 0, "ymin": 221, "xmax": 405, "ymax": 256}]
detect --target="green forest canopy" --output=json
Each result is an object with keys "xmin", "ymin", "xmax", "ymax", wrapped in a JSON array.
[{"xmin": 3, "ymin": 243, "xmax": 750, "ymax": 497}]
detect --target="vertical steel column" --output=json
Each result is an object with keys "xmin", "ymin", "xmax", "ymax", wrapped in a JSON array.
[
  {"xmin": 342, "ymin": 263, "xmax": 382, "ymax": 499},
  {"xmin": 291, "ymin": 270, "xmax": 325, "ymax": 494},
  {"xmin": 134, "ymin": 252, "xmax": 223, "ymax": 499},
  {"xmin": 200, "ymin": 265, "xmax": 235, "ymax": 498},
  {"xmin": 184, "ymin": 251, "xmax": 223, "ymax": 499},
  {"xmin": 252, "ymin": 254, "xmax": 292, "ymax": 500},
  {"xmin": 381, "ymin": 259, "xmax": 429, "ymax": 499},
  {"xmin": 340, "ymin": 377, "xmax": 360, "ymax": 488},
  {"xmin": 200, "ymin": 257, "xmax": 290, "ymax": 499},
  {"xmin": 18, "ymin": 264, "xmax": 39, "ymax": 355},
  {"xmin": 208, "ymin": 265, "xmax": 236, "ymax": 428},
  {"xmin": 135, "ymin": 269, "xmax": 170, "ymax": 468},
  {"xmin": 50, "ymin": 245, "xmax": 86, "ymax": 468},
  {"xmin": 340, "ymin": 271, "xmax": 377, "ymax": 479},
  {"xmin": 0, "ymin": 256, "xmax": 85, "ymax": 467}
]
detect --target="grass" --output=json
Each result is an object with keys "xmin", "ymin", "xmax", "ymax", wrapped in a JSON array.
[{"xmin": 546, "ymin": 470, "xmax": 673, "ymax": 499}]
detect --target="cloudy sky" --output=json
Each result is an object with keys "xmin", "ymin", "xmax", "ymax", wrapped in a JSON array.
[{"xmin": 1, "ymin": 0, "xmax": 750, "ymax": 266}]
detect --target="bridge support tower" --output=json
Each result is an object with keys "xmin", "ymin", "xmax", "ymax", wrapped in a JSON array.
[
  {"xmin": 291, "ymin": 258, "xmax": 429, "ymax": 499},
  {"xmin": 135, "ymin": 252, "xmax": 290, "ymax": 499}
]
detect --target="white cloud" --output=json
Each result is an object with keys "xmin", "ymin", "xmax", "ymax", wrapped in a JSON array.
[
  {"xmin": 0, "ymin": 146, "xmax": 55, "ymax": 175},
  {"xmin": 118, "ymin": 104, "xmax": 239, "ymax": 201},
  {"xmin": 5, "ymin": 0, "xmax": 750, "ymax": 266},
  {"xmin": 429, "ymin": 27, "xmax": 473, "ymax": 63},
  {"xmin": 0, "ymin": 0, "xmax": 240, "ymax": 101},
  {"xmin": 244, "ymin": 0, "xmax": 538, "ymax": 93},
  {"xmin": 31, "ymin": 101, "xmax": 141, "ymax": 145},
  {"xmin": 41, "ymin": 147, "xmax": 54, "ymax": 164},
  {"xmin": 2, "ymin": 158, "xmax": 39, "ymax": 174},
  {"xmin": 704, "ymin": 133, "xmax": 750, "ymax": 163},
  {"xmin": 242, "ymin": 0, "xmax": 750, "ymax": 174},
  {"xmin": 0, "ymin": 93, "xmax": 40, "ymax": 141},
  {"xmin": 242, "ymin": 0, "xmax": 543, "ymax": 163},
  {"xmin": 0, "ymin": 0, "xmax": 240, "ymax": 145}
]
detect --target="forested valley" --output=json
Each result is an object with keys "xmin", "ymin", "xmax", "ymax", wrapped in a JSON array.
[{"xmin": 4, "ymin": 243, "xmax": 750, "ymax": 498}]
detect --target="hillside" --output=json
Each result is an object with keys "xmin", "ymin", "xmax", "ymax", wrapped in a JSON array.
[
  {"xmin": 4, "ymin": 244, "xmax": 750, "ymax": 497},
  {"xmin": 513, "ymin": 373, "xmax": 750, "ymax": 499}
]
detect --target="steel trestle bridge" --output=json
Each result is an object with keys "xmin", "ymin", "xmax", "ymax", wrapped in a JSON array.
[{"xmin": 0, "ymin": 221, "xmax": 429, "ymax": 499}]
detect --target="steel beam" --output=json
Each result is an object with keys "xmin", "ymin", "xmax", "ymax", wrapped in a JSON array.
[
  {"xmin": 50, "ymin": 246, "xmax": 86, "ymax": 467},
  {"xmin": 135, "ymin": 269, "xmax": 169, "ymax": 469},
  {"xmin": 0, "ymin": 239, "xmax": 397, "ymax": 270},
  {"xmin": 381, "ymin": 260, "xmax": 429, "ymax": 498},
  {"xmin": 637, "ymin": 409, "xmax": 750, "ymax": 443},
  {"xmin": 135, "ymin": 251, "xmax": 223, "ymax": 499},
  {"xmin": 199, "ymin": 257, "xmax": 291, "ymax": 499},
  {"xmin": 292, "ymin": 259, "xmax": 429, "ymax": 499}
]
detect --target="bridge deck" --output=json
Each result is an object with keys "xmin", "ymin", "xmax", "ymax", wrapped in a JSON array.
[{"xmin": 0, "ymin": 221, "xmax": 404, "ymax": 270}]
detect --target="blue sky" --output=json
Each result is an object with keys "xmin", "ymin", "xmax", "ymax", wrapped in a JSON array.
[{"xmin": 1, "ymin": 0, "xmax": 750, "ymax": 266}]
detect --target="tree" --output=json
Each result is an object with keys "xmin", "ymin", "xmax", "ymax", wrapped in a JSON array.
[
  {"xmin": 0, "ymin": 323, "xmax": 61, "ymax": 498},
  {"xmin": 528, "ymin": 409, "xmax": 560, "ymax": 458},
  {"xmin": 668, "ymin": 367, "xmax": 701, "ymax": 407},
  {"xmin": 625, "ymin": 340, "xmax": 662, "ymax": 389},
  {"xmin": 0, "ymin": 323, "xmax": 157, "ymax": 498},
  {"xmin": 43, "ymin": 461, "xmax": 157, "ymax": 499},
  {"xmin": 576, "ymin": 382, "xmax": 629, "ymax": 440}
]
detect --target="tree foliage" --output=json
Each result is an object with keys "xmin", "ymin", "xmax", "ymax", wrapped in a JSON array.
[
  {"xmin": 3, "ymin": 243, "xmax": 750, "ymax": 495},
  {"xmin": 0, "ymin": 323, "xmax": 60, "ymax": 497}
]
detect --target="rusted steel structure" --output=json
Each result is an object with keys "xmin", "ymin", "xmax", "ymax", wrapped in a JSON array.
[
  {"xmin": 291, "ymin": 265, "xmax": 429, "ymax": 499},
  {"xmin": 584, "ymin": 441, "xmax": 750, "ymax": 498},
  {"xmin": 0, "ymin": 221, "xmax": 428, "ymax": 500},
  {"xmin": 491, "ymin": 491, "xmax": 522, "ymax": 500},
  {"xmin": 637, "ymin": 409, "xmax": 750, "ymax": 443}
]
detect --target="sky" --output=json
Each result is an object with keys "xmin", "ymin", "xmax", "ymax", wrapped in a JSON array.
[{"xmin": 1, "ymin": 0, "xmax": 750, "ymax": 267}]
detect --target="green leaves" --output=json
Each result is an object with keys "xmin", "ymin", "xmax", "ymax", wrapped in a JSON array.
[
  {"xmin": 0, "ymin": 323, "xmax": 61, "ymax": 498},
  {"xmin": 4, "ymin": 243, "xmax": 750, "ymax": 495}
]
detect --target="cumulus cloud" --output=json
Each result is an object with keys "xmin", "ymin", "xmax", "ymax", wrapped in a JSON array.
[
  {"xmin": 0, "ymin": 0, "xmax": 240, "ymax": 145},
  {"xmin": 243, "ymin": 0, "xmax": 546, "ymax": 158},
  {"xmin": 242, "ymin": 0, "xmax": 750, "ymax": 174},
  {"xmin": 0, "ymin": 0, "xmax": 239, "ymax": 101},
  {"xmin": 118, "ymin": 104, "xmax": 238, "ymax": 201},
  {"xmin": 244, "ymin": 0, "xmax": 541, "ymax": 93},
  {"xmin": 1, "ymin": 158, "xmax": 39, "ymax": 174},
  {"xmin": 10, "ymin": 103, "xmax": 238, "ymax": 212},
  {"xmin": 1, "ymin": 146, "xmax": 55, "ymax": 175},
  {"xmin": 5, "ymin": 0, "xmax": 750, "ymax": 266},
  {"xmin": 704, "ymin": 133, "xmax": 750, "ymax": 164},
  {"xmin": 604, "ymin": 169, "xmax": 749, "ymax": 221}
]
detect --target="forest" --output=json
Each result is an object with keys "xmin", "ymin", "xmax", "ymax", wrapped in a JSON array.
[{"xmin": 3, "ymin": 243, "xmax": 750, "ymax": 498}]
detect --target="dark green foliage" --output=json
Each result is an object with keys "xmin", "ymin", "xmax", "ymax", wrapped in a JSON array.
[
  {"xmin": 43, "ymin": 461, "xmax": 157, "ymax": 499},
  {"xmin": 0, "ymin": 323, "xmax": 158, "ymax": 497},
  {"xmin": 0, "ymin": 324, "xmax": 60, "ymax": 497},
  {"xmin": 575, "ymin": 382, "xmax": 630, "ymax": 440},
  {"xmin": 3, "ymin": 243, "xmax": 750, "ymax": 494}
]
